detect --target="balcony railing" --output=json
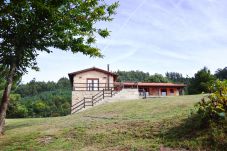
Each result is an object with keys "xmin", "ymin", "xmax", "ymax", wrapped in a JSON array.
[{"xmin": 72, "ymin": 83, "xmax": 123, "ymax": 91}]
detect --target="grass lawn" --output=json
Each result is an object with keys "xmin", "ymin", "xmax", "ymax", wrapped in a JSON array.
[{"xmin": 0, "ymin": 94, "xmax": 212, "ymax": 151}]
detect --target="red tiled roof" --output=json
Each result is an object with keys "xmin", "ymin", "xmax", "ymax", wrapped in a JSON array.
[{"xmin": 120, "ymin": 82, "xmax": 186, "ymax": 87}]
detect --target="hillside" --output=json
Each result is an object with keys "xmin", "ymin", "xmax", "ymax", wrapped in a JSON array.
[{"xmin": 0, "ymin": 95, "xmax": 213, "ymax": 150}]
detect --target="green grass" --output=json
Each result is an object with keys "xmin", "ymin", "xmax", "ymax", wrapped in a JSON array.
[{"xmin": 0, "ymin": 94, "xmax": 211, "ymax": 151}]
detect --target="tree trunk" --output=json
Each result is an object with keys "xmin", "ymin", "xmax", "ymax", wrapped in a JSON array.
[{"xmin": 0, "ymin": 64, "xmax": 16, "ymax": 135}]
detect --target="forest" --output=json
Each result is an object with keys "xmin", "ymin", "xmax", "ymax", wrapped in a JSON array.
[{"xmin": 1, "ymin": 66, "xmax": 227, "ymax": 118}]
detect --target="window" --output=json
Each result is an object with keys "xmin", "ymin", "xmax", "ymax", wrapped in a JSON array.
[{"xmin": 87, "ymin": 79, "xmax": 99, "ymax": 91}]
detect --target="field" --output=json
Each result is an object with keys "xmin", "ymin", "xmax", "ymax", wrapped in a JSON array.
[{"xmin": 0, "ymin": 95, "xmax": 210, "ymax": 151}]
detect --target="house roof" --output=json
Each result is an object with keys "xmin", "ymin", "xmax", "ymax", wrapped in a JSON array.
[
  {"xmin": 68, "ymin": 67, "xmax": 117, "ymax": 77},
  {"xmin": 121, "ymin": 82, "xmax": 186, "ymax": 87},
  {"xmin": 68, "ymin": 67, "xmax": 118, "ymax": 84}
]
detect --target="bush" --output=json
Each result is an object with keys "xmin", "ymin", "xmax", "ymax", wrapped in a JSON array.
[
  {"xmin": 7, "ymin": 94, "xmax": 28, "ymax": 118},
  {"xmin": 196, "ymin": 80, "xmax": 227, "ymax": 123},
  {"xmin": 195, "ymin": 80, "xmax": 227, "ymax": 149}
]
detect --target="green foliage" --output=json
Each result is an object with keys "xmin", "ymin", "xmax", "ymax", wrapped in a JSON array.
[
  {"xmin": 166, "ymin": 72, "xmax": 188, "ymax": 84},
  {"xmin": 188, "ymin": 67, "xmax": 216, "ymax": 94},
  {"xmin": 196, "ymin": 80, "xmax": 227, "ymax": 122},
  {"xmin": 0, "ymin": 0, "xmax": 119, "ymax": 75},
  {"xmin": 6, "ymin": 77, "xmax": 71, "ymax": 118},
  {"xmin": 15, "ymin": 77, "xmax": 70, "ymax": 97},
  {"xmin": 33, "ymin": 100, "xmax": 48, "ymax": 116},
  {"xmin": 194, "ymin": 80, "xmax": 227, "ymax": 149},
  {"xmin": 146, "ymin": 73, "xmax": 170, "ymax": 83},
  {"xmin": 0, "ymin": 65, "xmax": 22, "ymax": 91},
  {"xmin": 21, "ymin": 89, "xmax": 71, "ymax": 118},
  {"xmin": 116, "ymin": 70, "xmax": 150, "ymax": 82},
  {"xmin": 0, "ymin": 71, "xmax": 6, "ymax": 90},
  {"xmin": 116, "ymin": 70, "xmax": 170, "ymax": 83},
  {"xmin": 7, "ymin": 94, "xmax": 28, "ymax": 118},
  {"xmin": 215, "ymin": 67, "xmax": 227, "ymax": 80},
  {"xmin": 0, "ymin": 0, "xmax": 118, "ymax": 128},
  {"xmin": 57, "ymin": 77, "xmax": 71, "ymax": 90}
]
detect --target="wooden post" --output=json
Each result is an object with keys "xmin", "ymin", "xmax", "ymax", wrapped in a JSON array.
[
  {"xmin": 103, "ymin": 89, "xmax": 105, "ymax": 99},
  {"xmin": 92, "ymin": 96, "xmax": 94, "ymax": 106},
  {"xmin": 107, "ymin": 64, "xmax": 110, "ymax": 91},
  {"xmin": 83, "ymin": 98, "xmax": 85, "ymax": 108}
]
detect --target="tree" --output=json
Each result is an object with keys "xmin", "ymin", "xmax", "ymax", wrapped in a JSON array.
[
  {"xmin": 6, "ymin": 94, "xmax": 28, "ymax": 118},
  {"xmin": 116, "ymin": 70, "xmax": 150, "ymax": 82},
  {"xmin": 146, "ymin": 73, "xmax": 169, "ymax": 83},
  {"xmin": 197, "ymin": 80, "xmax": 227, "ymax": 123},
  {"xmin": 0, "ymin": 0, "xmax": 118, "ymax": 134},
  {"xmin": 0, "ymin": 75, "xmax": 5, "ymax": 91},
  {"xmin": 115, "ymin": 70, "xmax": 170, "ymax": 83},
  {"xmin": 57, "ymin": 77, "xmax": 71, "ymax": 90},
  {"xmin": 33, "ymin": 100, "xmax": 48, "ymax": 117},
  {"xmin": 188, "ymin": 67, "xmax": 216, "ymax": 94},
  {"xmin": 166, "ymin": 72, "xmax": 185, "ymax": 83},
  {"xmin": 215, "ymin": 67, "xmax": 227, "ymax": 80}
]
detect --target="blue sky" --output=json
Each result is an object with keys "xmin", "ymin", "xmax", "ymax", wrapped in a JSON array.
[{"xmin": 22, "ymin": 0, "xmax": 227, "ymax": 83}]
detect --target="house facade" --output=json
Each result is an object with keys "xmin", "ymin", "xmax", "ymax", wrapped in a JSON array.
[
  {"xmin": 69, "ymin": 67, "xmax": 117, "ymax": 91},
  {"xmin": 68, "ymin": 67, "xmax": 118, "ymax": 111},
  {"xmin": 68, "ymin": 67, "xmax": 186, "ymax": 113},
  {"xmin": 123, "ymin": 82, "xmax": 186, "ymax": 96}
]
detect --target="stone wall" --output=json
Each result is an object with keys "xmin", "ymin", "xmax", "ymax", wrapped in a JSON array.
[
  {"xmin": 71, "ymin": 91, "xmax": 100, "ymax": 106},
  {"xmin": 104, "ymin": 88, "xmax": 139, "ymax": 102}
]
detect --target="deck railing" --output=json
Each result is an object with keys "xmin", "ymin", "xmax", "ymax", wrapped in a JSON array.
[{"xmin": 72, "ymin": 82, "xmax": 123, "ymax": 91}]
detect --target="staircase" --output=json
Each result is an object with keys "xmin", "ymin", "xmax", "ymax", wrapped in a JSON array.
[{"xmin": 71, "ymin": 88, "xmax": 121, "ymax": 114}]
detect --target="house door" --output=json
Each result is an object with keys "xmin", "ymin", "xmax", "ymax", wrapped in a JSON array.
[
  {"xmin": 87, "ymin": 79, "xmax": 99, "ymax": 91},
  {"xmin": 161, "ymin": 89, "xmax": 167, "ymax": 96}
]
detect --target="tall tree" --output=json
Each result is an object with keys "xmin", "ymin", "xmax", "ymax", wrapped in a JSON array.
[
  {"xmin": 166, "ymin": 72, "xmax": 185, "ymax": 83},
  {"xmin": 0, "ymin": 0, "xmax": 118, "ymax": 134},
  {"xmin": 146, "ymin": 73, "xmax": 169, "ymax": 83},
  {"xmin": 188, "ymin": 67, "xmax": 216, "ymax": 94},
  {"xmin": 116, "ymin": 70, "xmax": 150, "ymax": 82},
  {"xmin": 215, "ymin": 67, "xmax": 227, "ymax": 80},
  {"xmin": 57, "ymin": 77, "xmax": 71, "ymax": 90}
]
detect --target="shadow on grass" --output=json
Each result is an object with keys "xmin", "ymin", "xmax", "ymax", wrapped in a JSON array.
[
  {"xmin": 5, "ymin": 122, "xmax": 33, "ymax": 131},
  {"xmin": 160, "ymin": 114, "xmax": 227, "ymax": 150}
]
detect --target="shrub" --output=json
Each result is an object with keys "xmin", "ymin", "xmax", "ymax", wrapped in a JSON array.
[
  {"xmin": 196, "ymin": 80, "xmax": 227, "ymax": 123},
  {"xmin": 195, "ymin": 80, "xmax": 227, "ymax": 149},
  {"xmin": 6, "ymin": 94, "xmax": 28, "ymax": 118}
]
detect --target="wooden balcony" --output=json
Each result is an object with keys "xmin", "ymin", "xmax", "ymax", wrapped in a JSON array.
[{"xmin": 72, "ymin": 83, "xmax": 123, "ymax": 91}]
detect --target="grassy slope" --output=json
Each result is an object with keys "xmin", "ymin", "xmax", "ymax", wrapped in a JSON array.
[{"xmin": 0, "ymin": 95, "xmax": 206, "ymax": 151}]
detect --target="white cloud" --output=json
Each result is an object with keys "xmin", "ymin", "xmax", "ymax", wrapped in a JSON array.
[{"xmin": 22, "ymin": 0, "xmax": 227, "ymax": 82}]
